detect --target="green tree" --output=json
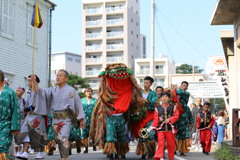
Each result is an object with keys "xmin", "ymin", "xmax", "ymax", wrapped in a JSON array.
[
  {"xmin": 67, "ymin": 74, "xmax": 90, "ymax": 98},
  {"xmin": 176, "ymin": 64, "xmax": 204, "ymax": 74},
  {"xmin": 210, "ymin": 98, "xmax": 225, "ymax": 115}
]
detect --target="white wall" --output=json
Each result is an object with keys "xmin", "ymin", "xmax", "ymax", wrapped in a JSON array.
[
  {"xmin": 135, "ymin": 58, "xmax": 176, "ymax": 88},
  {"xmin": 51, "ymin": 53, "xmax": 82, "ymax": 82},
  {"xmin": 0, "ymin": 0, "xmax": 53, "ymax": 90},
  {"xmin": 65, "ymin": 54, "xmax": 82, "ymax": 76},
  {"xmin": 51, "ymin": 54, "xmax": 66, "ymax": 71}
]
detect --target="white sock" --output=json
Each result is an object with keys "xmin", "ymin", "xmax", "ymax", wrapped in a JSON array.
[
  {"xmin": 23, "ymin": 135, "xmax": 30, "ymax": 143},
  {"xmin": 21, "ymin": 152, "xmax": 28, "ymax": 157},
  {"xmin": 20, "ymin": 144, "xmax": 23, "ymax": 153},
  {"xmin": 38, "ymin": 152, "xmax": 43, "ymax": 155}
]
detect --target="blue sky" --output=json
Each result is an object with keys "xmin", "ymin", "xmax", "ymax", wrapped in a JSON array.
[{"xmin": 52, "ymin": 0, "xmax": 232, "ymax": 70}]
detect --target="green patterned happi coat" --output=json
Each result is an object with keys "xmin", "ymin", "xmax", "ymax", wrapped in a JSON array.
[
  {"xmin": 0, "ymin": 86, "xmax": 20, "ymax": 153},
  {"xmin": 47, "ymin": 113, "xmax": 54, "ymax": 140},
  {"xmin": 69, "ymin": 125, "xmax": 81, "ymax": 142},
  {"xmin": 175, "ymin": 88, "xmax": 193, "ymax": 140},
  {"xmin": 81, "ymin": 97, "xmax": 97, "ymax": 140}
]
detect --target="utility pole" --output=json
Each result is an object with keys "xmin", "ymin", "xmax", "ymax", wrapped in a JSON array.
[
  {"xmin": 193, "ymin": 60, "xmax": 195, "ymax": 81},
  {"xmin": 150, "ymin": 0, "xmax": 155, "ymax": 78}
]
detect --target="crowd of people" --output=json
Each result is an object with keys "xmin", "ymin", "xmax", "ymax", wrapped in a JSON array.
[{"xmin": 0, "ymin": 65, "xmax": 228, "ymax": 160}]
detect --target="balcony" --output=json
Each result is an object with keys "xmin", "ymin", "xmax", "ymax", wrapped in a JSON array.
[
  {"xmin": 140, "ymin": 82, "xmax": 165, "ymax": 88},
  {"xmin": 107, "ymin": 19, "xmax": 123, "ymax": 25},
  {"xmin": 85, "ymin": 45, "xmax": 101, "ymax": 51},
  {"xmin": 86, "ymin": 70, "xmax": 101, "ymax": 76},
  {"xmin": 153, "ymin": 82, "xmax": 165, "ymax": 88},
  {"xmin": 106, "ymin": 44, "xmax": 123, "ymax": 50},
  {"xmin": 107, "ymin": 31, "xmax": 123, "ymax": 38},
  {"xmin": 106, "ymin": 6, "xmax": 124, "ymax": 13},
  {"xmin": 107, "ymin": 57, "xmax": 124, "ymax": 63},
  {"xmin": 155, "ymin": 70, "xmax": 164, "ymax": 74},
  {"xmin": 85, "ymin": 8, "xmax": 101, "ymax": 14},
  {"xmin": 86, "ymin": 33, "xmax": 101, "ymax": 39},
  {"xmin": 88, "ymin": 83, "xmax": 99, "ymax": 89},
  {"xmin": 86, "ymin": 58, "xmax": 102, "ymax": 64},
  {"xmin": 86, "ymin": 20, "xmax": 101, "ymax": 26},
  {"xmin": 137, "ymin": 69, "xmax": 150, "ymax": 75}
]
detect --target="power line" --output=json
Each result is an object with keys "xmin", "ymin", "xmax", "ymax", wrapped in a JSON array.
[
  {"xmin": 155, "ymin": 0, "xmax": 218, "ymax": 38},
  {"xmin": 155, "ymin": 4, "xmax": 208, "ymax": 61},
  {"xmin": 155, "ymin": 0, "xmax": 218, "ymax": 57},
  {"xmin": 155, "ymin": 17, "xmax": 175, "ymax": 61}
]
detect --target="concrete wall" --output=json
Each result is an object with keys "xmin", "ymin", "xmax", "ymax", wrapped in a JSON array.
[{"xmin": 126, "ymin": 0, "xmax": 140, "ymax": 69}]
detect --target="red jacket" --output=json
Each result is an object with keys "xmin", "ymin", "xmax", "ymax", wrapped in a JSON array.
[
  {"xmin": 196, "ymin": 111, "xmax": 214, "ymax": 129},
  {"xmin": 151, "ymin": 104, "xmax": 179, "ymax": 128}
]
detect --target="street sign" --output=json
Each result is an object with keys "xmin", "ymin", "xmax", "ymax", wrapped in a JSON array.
[{"xmin": 188, "ymin": 81, "xmax": 224, "ymax": 98}]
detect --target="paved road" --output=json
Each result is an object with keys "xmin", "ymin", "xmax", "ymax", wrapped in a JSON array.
[{"xmin": 26, "ymin": 145, "xmax": 217, "ymax": 160}]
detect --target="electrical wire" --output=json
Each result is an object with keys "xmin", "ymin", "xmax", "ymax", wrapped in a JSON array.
[{"xmin": 155, "ymin": 4, "xmax": 208, "ymax": 61}]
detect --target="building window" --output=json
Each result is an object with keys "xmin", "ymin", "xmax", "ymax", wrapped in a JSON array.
[
  {"xmin": 136, "ymin": 34, "xmax": 139, "ymax": 38},
  {"xmin": 131, "ymin": 31, "xmax": 133, "ymax": 35},
  {"xmin": 136, "ymin": 22, "xmax": 138, "ymax": 26},
  {"xmin": 131, "ymin": 18, "xmax": 133, "ymax": 23},
  {"xmin": 1, "ymin": 0, "xmax": 15, "ymax": 39},
  {"xmin": 75, "ymin": 72, "xmax": 78, "ymax": 75},
  {"xmin": 136, "ymin": 11, "xmax": 138, "ymax": 15},
  {"xmin": 67, "ymin": 57, "xmax": 73, "ymax": 62},
  {"xmin": 155, "ymin": 78, "xmax": 164, "ymax": 84},
  {"xmin": 131, "ymin": 43, "xmax": 133, "ymax": 47},
  {"xmin": 27, "ymin": 3, "xmax": 38, "ymax": 47},
  {"xmin": 136, "ymin": 45, "xmax": 139, "ymax": 50},
  {"xmin": 75, "ymin": 59, "xmax": 81, "ymax": 63},
  {"xmin": 143, "ymin": 37, "xmax": 146, "ymax": 57},
  {"xmin": 140, "ymin": 65, "xmax": 150, "ymax": 70},
  {"xmin": 136, "ymin": 0, "xmax": 138, "ymax": 3},
  {"xmin": 155, "ymin": 65, "xmax": 164, "ymax": 74},
  {"xmin": 132, "ymin": 55, "xmax": 133, "ymax": 59},
  {"xmin": 131, "ymin": 6, "xmax": 133, "ymax": 11}
]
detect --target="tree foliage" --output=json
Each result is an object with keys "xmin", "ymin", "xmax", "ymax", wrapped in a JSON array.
[
  {"xmin": 67, "ymin": 74, "xmax": 90, "ymax": 98},
  {"xmin": 210, "ymin": 98, "xmax": 226, "ymax": 115},
  {"xmin": 176, "ymin": 64, "xmax": 204, "ymax": 74}
]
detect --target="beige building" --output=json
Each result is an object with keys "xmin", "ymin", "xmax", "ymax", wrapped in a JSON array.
[
  {"xmin": 211, "ymin": 0, "xmax": 240, "ymax": 140},
  {"xmin": 135, "ymin": 56, "xmax": 176, "ymax": 89},
  {"xmin": 81, "ymin": 0, "xmax": 140, "ymax": 93}
]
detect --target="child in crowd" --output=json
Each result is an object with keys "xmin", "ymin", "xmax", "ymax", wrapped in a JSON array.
[{"xmin": 196, "ymin": 102, "xmax": 215, "ymax": 155}]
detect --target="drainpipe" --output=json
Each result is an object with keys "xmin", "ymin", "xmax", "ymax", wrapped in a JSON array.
[{"xmin": 48, "ymin": 6, "xmax": 55, "ymax": 87}]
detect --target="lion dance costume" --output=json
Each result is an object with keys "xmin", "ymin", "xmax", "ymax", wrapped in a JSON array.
[{"xmin": 90, "ymin": 63, "xmax": 142, "ymax": 160}]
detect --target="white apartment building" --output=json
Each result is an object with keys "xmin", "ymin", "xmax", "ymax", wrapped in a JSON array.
[
  {"xmin": 135, "ymin": 56, "xmax": 176, "ymax": 89},
  {"xmin": 0, "ymin": 0, "xmax": 55, "ymax": 89},
  {"xmin": 82, "ymin": 0, "xmax": 140, "ymax": 92},
  {"xmin": 51, "ymin": 51, "xmax": 82, "ymax": 83}
]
